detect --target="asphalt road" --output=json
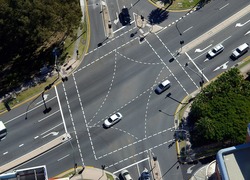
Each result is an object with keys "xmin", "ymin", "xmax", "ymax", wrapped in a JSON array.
[{"xmin": 0, "ymin": 0, "xmax": 250, "ymax": 179}]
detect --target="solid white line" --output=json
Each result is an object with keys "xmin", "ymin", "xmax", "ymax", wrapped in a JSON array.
[
  {"xmin": 38, "ymin": 110, "xmax": 60, "ymax": 122},
  {"xmin": 57, "ymin": 154, "xmax": 70, "ymax": 161},
  {"xmin": 185, "ymin": 52, "xmax": 209, "ymax": 82},
  {"xmin": 219, "ymin": 3, "xmax": 229, "ymax": 10},
  {"xmin": 183, "ymin": 26, "xmax": 193, "ymax": 34},
  {"xmin": 55, "ymin": 86, "xmax": 68, "ymax": 134},
  {"xmin": 113, "ymin": 20, "xmax": 135, "ymax": 34},
  {"xmin": 113, "ymin": 157, "xmax": 149, "ymax": 174},
  {"xmin": 34, "ymin": 136, "xmax": 39, "ymax": 139}
]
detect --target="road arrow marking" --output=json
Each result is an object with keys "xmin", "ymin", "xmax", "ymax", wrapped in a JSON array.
[
  {"xmin": 204, "ymin": 58, "xmax": 209, "ymax": 62},
  {"xmin": 235, "ymin": 19, "xmax": 250, "ymax": 27},
  {"xmin": 245, "ymin": 31, "xmax": 250, "ymax": 36},
  {"xmin": 187, "ymin": 165, "xmax": 195, "ymax": 174},
  {"xmin": 42, "ymin": 131, "xmax": 59, "ymax": 139},
  {"xmin": 195, "ymin": 44, "xmax": 212, "ymax": 53},
  {"xmin": 213, "ymin": 61, "xmax": 229, "ymax": 71},
  {"xmin": 36, "ymin": 94, "xmax": 49, "ymax": 105}
]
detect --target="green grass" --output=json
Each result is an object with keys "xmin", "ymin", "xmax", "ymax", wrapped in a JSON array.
[
  {"xmin": 106, "ymin": 173, "xmax": 115, "ymax": 180},
  {"xmin": 237, "ymin": 56, "xmax": 250, "ymax": 69},
  {"xmin": 150, "ymin": 0, "xmax": 200, "ymax": 10}
]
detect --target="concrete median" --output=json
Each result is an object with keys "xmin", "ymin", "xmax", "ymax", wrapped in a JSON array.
[{"xmin": 0, "ymin": 133, "xmax": 70, "ymax": 174}]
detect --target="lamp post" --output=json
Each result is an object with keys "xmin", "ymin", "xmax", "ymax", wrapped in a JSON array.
[{"xmin": 185, "ymin": 63, "xmax": 205, "ymax": 88}]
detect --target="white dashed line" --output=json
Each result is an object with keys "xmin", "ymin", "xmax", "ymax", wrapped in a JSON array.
[
  {"xmin": 57, "ymin": 154, "xmax": 70, "ymax": 161},
  {"xmin": 19, "ymin": 144, "xmax": 24, "ymax": 147}
]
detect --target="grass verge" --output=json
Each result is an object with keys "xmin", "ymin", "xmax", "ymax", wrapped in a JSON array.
[{"xmin": 150, "ymin": 0, "xmax": 200, "ymax": 10}]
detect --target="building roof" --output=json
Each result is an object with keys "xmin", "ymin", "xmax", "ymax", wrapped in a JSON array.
[{"xmin": 216, "ymin": 143, "xmax": 250, "ymax": 180}]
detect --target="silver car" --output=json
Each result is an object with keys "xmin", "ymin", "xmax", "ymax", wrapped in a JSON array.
[
  {"xmin": 207, "ymin": 44, "xmax": 224, "ymax": 58},
  {"xmin": 155, "ymin": 80, "xmax": 171, "ymax": 94},
  {"xmin": 103, "ymin": 112, "xmax": 122, "ymax": 128},
  {"xmin": 120, "ymin": 169, "xmax": 133, "ymax": 180}
]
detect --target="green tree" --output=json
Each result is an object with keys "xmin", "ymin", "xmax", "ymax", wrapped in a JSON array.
[{"xmin": 189, "ymin": 68, "xmax": 250, "ymax": 147}]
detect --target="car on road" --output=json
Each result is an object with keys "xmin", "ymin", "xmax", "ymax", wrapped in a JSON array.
[
  {"xmin": 120, "ymin": 169, "xmax": 133, "ymax": 180},
  {"xmin": 119, "ymin": 8, "xmax": 131, "ymax": 26},
  {"xmin": 103, "ymin": 112, "xmax": 122, "ymax": 128},
  {"xmin": 155, "ymin": 80, "xmax": 171, "ymax": 94},
  {"xmin": 231, "ymin": 43, "xmax": 249, "ymax": 60},
  {"xmin": 207, "ymin": 44, "xmax": 224, "ymax": 58}
]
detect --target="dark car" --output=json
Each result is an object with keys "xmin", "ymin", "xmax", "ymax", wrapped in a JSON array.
[{"xmin": 119, "ymin": 8, "xmax": 131, "ymax": 26}]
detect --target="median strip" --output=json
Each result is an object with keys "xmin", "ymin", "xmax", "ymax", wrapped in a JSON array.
[
  {"xmin": 0, "ymin": 133, "xmax": 70, "ymax": 174},
  {"xmin": 181, "ymin": 4, "xmax": 250, "ymax": 53}
]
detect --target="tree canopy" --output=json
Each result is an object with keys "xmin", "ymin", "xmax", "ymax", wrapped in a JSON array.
[
  {"xmin": 189, "ymin": 68, "xmax": 250, "ymax": 147},
  {"xmin": 0, "ymin": 0, "xmax": 81, "ymax": 97}
]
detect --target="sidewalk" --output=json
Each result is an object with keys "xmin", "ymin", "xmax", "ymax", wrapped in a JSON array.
[{"xmin": 51, "ymin": 166, "xmax": 118, "ymax": 180}]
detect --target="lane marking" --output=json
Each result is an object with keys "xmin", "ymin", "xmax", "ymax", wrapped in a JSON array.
[
  {"xmin": 106, "ymin": 139, "xmax": 175, "ymax": 169},
  {"xmin": 55, "ymin": 86, "xmax": 68, "ymax": 134},
  {"xmin": 154, "ymin": 33, "xmax": 199, "ymax": 89},
  {"xmin": 19, "ymin": 144, "xmax": 24, "ymax": 147},
  {"xmin": 38, "ymin": 110, "xmax": 60, "ymax": 122},
  {"xmin": 235, "ymin": 19, "xmax": 250, "ymax": 27},
  {"xmin": 219, "ymin": 3, "xmax": 229, "ymax": 10},
  {"xmin": 57, "ymin": 154, "xmax": 70, "ymax": 161},
  {"xmin": 3, "ymin": 152, "xmax": 8, "ymax": 155},
  {"xmin": 40, "ymin": 123, "xmax": 62, "ymax": 136},
  {"xmin": 5, "ymin": 96, "xmax": 57, "ymax": 124},
  {"xmin": 146, "ymin": 39, "xmax": 189, "ymax": 95},
  {"xmin": 183, "ymin": 26, "xmax": 193, "ymax": 34},
  {"xmin": 195, "ymin": 44, "xmax": 212, "ymax": 53},
  {"xmin": 72, "ymin": 73, "xmax": 93, "ymax": 164},
  {"xmin": 185, "ymin": 52, "xmax": 209, "ymax": 82},
  {"xmin": 113, "ymin": 157, "xmax": 149, "ymax": 174},
  {"xmin": 97, "ymin": 127, "xmax": 174, "ymax": 159}
]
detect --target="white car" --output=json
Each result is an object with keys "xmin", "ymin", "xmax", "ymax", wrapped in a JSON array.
[
  {"xmin": 155, "ymin": 80, "xmax": 171, "ymax": 94},
  {"xmin": 120, "ymin": 169, "xmax": 133, "ymax": 180},
  {"xmin": 207, "ymin": 44, "xmax": 224, "ymax": 58},
  {"xmin": 231, "ymin": 43, "xmax": 249, "ymax": 59},
  {"xmin": 103, "ymin": 112, "xmax": 122, "ymax": 128}
]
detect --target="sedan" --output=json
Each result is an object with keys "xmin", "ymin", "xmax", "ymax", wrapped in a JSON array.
[
  {"xmin": 103, "ymin": 112, "xmax": 122, "ymax": 128},
  {"xmin": 155, "ymin": 80, "xmax": 171, "ymax": 94},
  {"xmin": 207, "ymin": 44, "xmax": 224, "ymax": 58},
  {"xmin": 120, "ymin": 169, "xmax": 133, "ymax": 180}
]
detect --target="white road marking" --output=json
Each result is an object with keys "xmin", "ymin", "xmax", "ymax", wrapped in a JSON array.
[
  {"xmin": 5, "ymin": 96, "xmax": 57, "ymax": 124},
  {"xmin": 34, "ymin": 136, "xmax": 39, "ymax": 139},
  {"xmin": 219, "ymin": 3, "xmax": 229, "ymax": 10},
  {"xmin": 235, "ymin": 19, "xmax": 250, "ymax": 27},
  {"xmin": 106, "ymin": 139, "xmax": 174, "ymax": 168},
  {"xmin": 3, "ymin": 151, "xmax": 8, "ymax": 155},
  {"xmin": 185, "ymin": 52, "xmax": 209, "ymax": 82},
  {"xmin": 55, "ymin": 86, "xmax": 68, "ymax": 134},
  {"xmin": 195, "ymin": 44, "xmax": 212, "ymax": 53},
  {"xmin": 72, "ymin": 73, "xmax": 91, "ymax": 164},
  {"xmin": 213, "ymin": 61, "xmax": 229, "ymax": 71},
  {"xmin": 38, "ymin": 110, "xmax": 60, "ymax": 122},
  {"xmin": 113, "ymin": 157, "xmax": 149, "ymax": 174},
  {"xmin": 36, "ymin": 94, "xmax": 49, "ymax": 105},
  {"xmin": 98, "ymin": 128, "xmax": 173, "ymax": 159},
  {"xmin": 146, "ymin": 39, "xmax": 189, "ymax": 94},
  {"xmin": 245, "ymin": 31, "xmax": 250, "ymax": 36},
  {"xmin": 154, "ymin": 34, "xmax": 199, "ymax": 89},
  {"xmin": 183, "ymin": 26, "xmax": 193, "ymax": 34},
  {"xmin": 57, "ymin": 154, "xmax": 70, "ymax": 161},
  {"xmin": 40, "ymin": 123, "xmax": 62, "ymax": 136},
  {"xmin": 19, "ymin": 144, "xmax": 24, "ymax": 147},
  {"xmin": 42, "ymin": 131, "xmax": 59, "ymax": 139},
  {"xmin": 187, "ymin": 165, "xmax": 195, "ymax": 174}
]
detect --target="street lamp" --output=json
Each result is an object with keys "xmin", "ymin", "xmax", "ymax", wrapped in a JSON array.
[{"xmin": 185, "ymin": 63, "xmax": 205, "ymax": 87}]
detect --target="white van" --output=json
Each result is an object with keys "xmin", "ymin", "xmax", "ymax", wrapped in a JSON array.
[{"xmin": 231, "ymin": 43, "xmax": 249, "ymax": 59}]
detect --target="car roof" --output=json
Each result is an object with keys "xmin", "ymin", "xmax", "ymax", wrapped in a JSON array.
[
  {"xmin": 237, "ymin": 43, "xmax": 249, "ymax": 51},
  {"xmin": 214, "ymin": 44, "xmax": 223, "ymax": 51},
  {"xmin": 110, "ymin": 114, "xmax": 118, "ymax": 120},
  {"xmin": 161, "ymin": 80, "xmax": 170, "ymax": 86}
]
